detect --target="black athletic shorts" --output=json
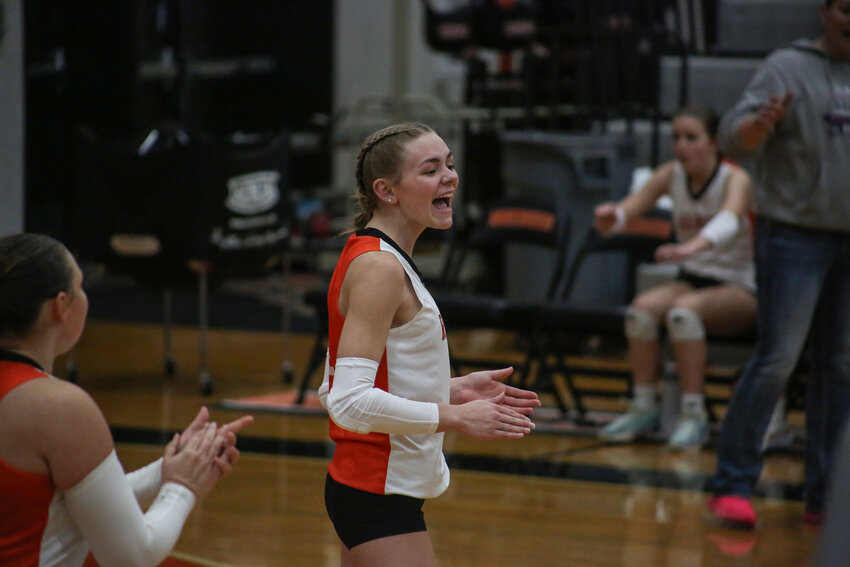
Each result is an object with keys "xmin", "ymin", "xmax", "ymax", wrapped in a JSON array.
[
  {"xmin": 324, "ymin": 473, "xmax": 427, "ymax": 550},
  {"xmin": 678, "ymin": 269, "xmax": 725, "ymax": 289}
]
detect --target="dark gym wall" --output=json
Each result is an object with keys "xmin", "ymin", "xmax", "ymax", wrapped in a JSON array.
[{"xmin": 23, "ymin": 0, "xmax": 333, "ymax": 238}]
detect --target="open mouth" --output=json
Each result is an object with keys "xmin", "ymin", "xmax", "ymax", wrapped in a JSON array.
[{"xmin": 433, "ymin": 195, "xmax": 453, "ymax": 210}]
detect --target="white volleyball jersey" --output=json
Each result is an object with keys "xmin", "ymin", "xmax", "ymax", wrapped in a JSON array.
[
  {"xmin": 326, "ymin": 228, "xmax": 451, "ymax": 499},
  {"xmin": 669, "ymin": 161, "xmax": 756, "ymax": 292}
]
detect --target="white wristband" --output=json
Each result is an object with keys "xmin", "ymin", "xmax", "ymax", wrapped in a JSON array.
[
  {"xmin": 608, "ymin": 206, "xmax": 627, "ymax": 234},
  {"xmin": 699, "ymin": 210, "xmax": 740, "ymax": 246},
  {"xmin": 327, "ymin": 356, "xmax": 439, "ymax": 435}
]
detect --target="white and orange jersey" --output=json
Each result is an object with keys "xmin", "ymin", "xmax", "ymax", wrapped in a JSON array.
[
  {"xmin": 0, "ymin": 355, "xmax": 97, "ymax": 567},
  {"xmin": 0, "ymin": 354, "xmax": 104, "ymax": 567},
  {"xmin": 326, "ymin": 228, "xmax": 451, "ymax": 499},
  {"xmin": 669, "ymin": 160, "xmax": 756, "ymax": 292}
]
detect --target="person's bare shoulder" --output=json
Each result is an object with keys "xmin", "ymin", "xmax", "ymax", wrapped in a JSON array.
[
  {"xmin": 9, "ymin": 377, "xmax": 114, "ymax": 489},
  {"xmin": 350, "ymin": 249, "xmax": 405, "ymax": 275},
  {"xmin": 347, "ymin": 250, "xmax": 407, "ymax": 294},
  {"xmin": 341, "ymin": 250, "xmax": 407, "ymax": 323}
]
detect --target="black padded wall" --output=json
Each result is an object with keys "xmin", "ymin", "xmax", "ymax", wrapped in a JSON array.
[{"xmin": 24, "ymin": 0, "xmax": 333, "ymax": 238}]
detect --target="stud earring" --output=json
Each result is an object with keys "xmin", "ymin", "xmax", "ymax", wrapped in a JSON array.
[{"xmin": 387, "ymin": 197, "xmax": 392, "ymax": 202}]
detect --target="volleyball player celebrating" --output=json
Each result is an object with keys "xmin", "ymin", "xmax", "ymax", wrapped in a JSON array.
[{"xmin": 319, "ymin": 122, "xmax": 540, "ymax": 567}]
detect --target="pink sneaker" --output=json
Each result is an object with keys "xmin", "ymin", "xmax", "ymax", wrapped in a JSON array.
[
  {"xmin": 706, "ymin": 531, "xmax": 758, "ymax": 557},
  {"xmin": 707, "ymin": 495, "xmax": 757, "ymax": 528}
]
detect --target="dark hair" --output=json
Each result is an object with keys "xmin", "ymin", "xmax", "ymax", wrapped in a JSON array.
[
  {"xmin": 674, "ymin": 104, "xmax": 720, "ymax": 139},
  {"xmin": 0, "ymin": 233, "xmax": 74, "ymax": 337},
  {"xmin": 350, "ymin": 122, "xmax": 436, "ymax": 231}
]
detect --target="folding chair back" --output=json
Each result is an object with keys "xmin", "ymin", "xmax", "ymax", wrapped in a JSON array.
[
  {"xmin": 531, "ymin": 211, "xmax": 674, "ymax": 417},
  {"xmin": 440, "ymin": 195, "xmax": 571, "ymax": 299},
  {"xmin": 555, "ymin": 211, "xmax": 674, "ymax": 302},
  {"xmin": 434, "ymin": 195, "xmax": 571, "ymax": 379}
]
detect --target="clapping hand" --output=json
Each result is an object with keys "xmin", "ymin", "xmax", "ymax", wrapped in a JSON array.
[
  {"xmin": 175, "ymin": 407, "xmax": 254, "ymax": 476},
  {"xmin": 162, "ymin": 423, "xmax": 224, "ymax": 501}
]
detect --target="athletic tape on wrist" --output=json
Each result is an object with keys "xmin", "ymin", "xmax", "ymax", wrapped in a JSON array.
[{"xmin": 608, "ymin": 206, "xmax": 627, "ymax": 234}]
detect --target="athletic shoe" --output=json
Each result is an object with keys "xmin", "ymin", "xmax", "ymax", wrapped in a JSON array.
[
  {"xmin": 668, "ymin": 411, "xmax": 709, "ymax": 449},
  {"xmin": 707, "ymin": 495, "xmax": 757, "ymax": 528},
  {"xmin": 599, "ymin": 406, "xmax": 659, "ymax": 442}
]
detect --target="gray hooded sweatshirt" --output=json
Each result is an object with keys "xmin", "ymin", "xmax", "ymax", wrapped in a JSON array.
[{"xmin": 718, "ymin": 39, "xmax": 850, "ymax": 232}]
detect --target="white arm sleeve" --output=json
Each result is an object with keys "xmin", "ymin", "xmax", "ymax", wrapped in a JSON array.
[
  {"xmin": 317, "ymin": 350, "xmax": 330, "ymax": 410},
  {"xmin": 699, "ymin": 210, "xmax": 740, "ymax": 247},
  {"xmin": 326, "ymin": 357, "xmax": 440, "ymax": 435},
  {"xmin": 126, "ymin": 458, "xmax": 163, "ymax": 508},
  {"xmin": 64, "ymin": 451, "xmax": 196, "ymax": 567}
]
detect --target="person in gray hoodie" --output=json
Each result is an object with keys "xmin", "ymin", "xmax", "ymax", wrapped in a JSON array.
[{"xmin": 706, "ymin": 0, "xmax": 850, "ymax": 528}]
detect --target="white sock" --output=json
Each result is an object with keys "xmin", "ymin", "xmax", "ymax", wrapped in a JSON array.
[
  {"xmin": 632, "ymin": 384, "xmax": 657, "ymax": 412},
  {"xmin": 680, "ymin": 393, "xmax": 706, "ymax": 417}
]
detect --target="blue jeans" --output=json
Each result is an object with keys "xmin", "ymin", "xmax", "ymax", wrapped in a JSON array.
[{"xmin": 710, "ymin": 219, "xmax": 850, "ymax": 512}]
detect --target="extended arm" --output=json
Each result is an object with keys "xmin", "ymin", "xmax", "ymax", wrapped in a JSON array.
[
  {"xmin": 327, "ymin": 251, "xmax": 441, "ymax": 434},
  {"xmin": 594, "ymin": 162, "xmax": 674, "ymax": 235},
  {"xmin": 655, "ymin": 166, "xmax": 753, "ymax": 263},
  {"xmin": 729, "ymin": 93, "xmax": 793, "ymax": 152},
  {"xmin": 327, "ymin": 252, "xmax": 533, "ymax": 439},
  {"xmin": 718, "ymin": 56, "xmax": 793, "ymax": 158}
]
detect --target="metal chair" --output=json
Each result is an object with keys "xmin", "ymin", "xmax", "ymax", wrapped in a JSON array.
[{"xmin": 431, "ymin": 195, "xmax": 572, "ymax": 382}]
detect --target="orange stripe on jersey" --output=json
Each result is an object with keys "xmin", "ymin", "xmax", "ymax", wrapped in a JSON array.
[
  {"xmin": 326, "ymin": 233, "xmax": 393, "ymax": 494},
  {"xmin": 0, "ymin": 361, "xmax": 53, "ymax": 567}
]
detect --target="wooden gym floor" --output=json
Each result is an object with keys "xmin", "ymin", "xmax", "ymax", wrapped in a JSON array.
[{"xmin": 61, "ymin": 320, "xmax": 818, "ymax": 567}]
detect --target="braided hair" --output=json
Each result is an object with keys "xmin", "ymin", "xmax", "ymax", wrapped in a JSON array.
[{"xmin": 350, "ymin": 122, "xmax": 436, "ymax": 231}]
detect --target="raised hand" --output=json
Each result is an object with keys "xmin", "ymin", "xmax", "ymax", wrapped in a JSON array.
[
  {"xmin": 176, "ymin": 407, "xmax": 211, "ymax": 450},
  {"xmin": 215, "ymin": 414, "xmax": 252, "ymax": 475},
  {"xmin": 162, "ymin": 422, "xmax": 225, "ymax": 501},
  {"xmin": 175, "ymin": 407, "xmax": 253, "ymax": 472},
  {"xmin": 756, "ymin": 92, "xmax": 793, "ymax": 131}
]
